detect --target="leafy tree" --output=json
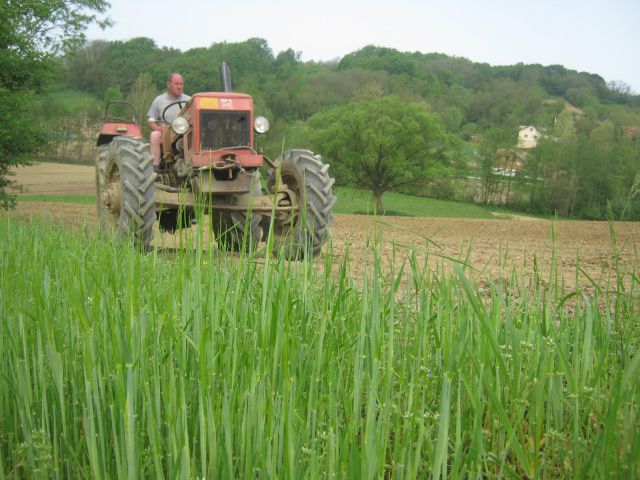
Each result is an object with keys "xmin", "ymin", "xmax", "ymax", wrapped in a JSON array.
[
  {"xmin": 0, "ymin": 0, "xmax": 109, "ymax": 208},
  {"xmin": 274, "ymin": 49, "xmax": 301, "ymax": 79},
  {"xmin": 572, "ymin": 121, "xmax": 616, "ymax": 218},
  {"xmin": 101, "ymin": 85, "xmax": 130, "ymax": 122},
  {"xmin": 339, "ymin": 45, "xmax": 418, "ymax": 77},
  {"xmin": 553, "ymin": 110, "xmax": 577, "ymax": 138},
  {"xmin": 127, "ymin": 73, "xmax": 158, "ymax": 137},
  {"xmin": 102, "ymin": 86, "xmax": 123, "ymax": 106},
  {"xmin": 476, "ymin": 127, "xmax": 514, "ymax": 205},
  {"xmin": 64, "ymin": 39, "xmax": 109, "ymax": 92},
  {"xmin": 308, "ymin": 96, "xmax": 456, "ymax": 212}
]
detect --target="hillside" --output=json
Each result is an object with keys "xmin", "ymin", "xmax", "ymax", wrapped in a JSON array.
[{"xmin": 46, "ymin": 38, "xmax": 640, "ymax": 219}]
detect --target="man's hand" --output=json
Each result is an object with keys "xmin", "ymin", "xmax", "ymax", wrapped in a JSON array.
[{"xmin": 148, "ymin": 119, "xmax": 164, "ymax": 132}]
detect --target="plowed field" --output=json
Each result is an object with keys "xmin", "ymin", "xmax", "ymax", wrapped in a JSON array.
[{"xmin": 8, "ymin": 162, "xmax": 640, "ymax": 290}]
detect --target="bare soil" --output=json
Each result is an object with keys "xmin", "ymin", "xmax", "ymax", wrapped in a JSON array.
[
  {"xmin": 11, "ymin": 162, "xmax": 96, "ymax": 195},
  {"xmin": 7, "ymin": 163, "xmax": 640, "ymax": 290}
]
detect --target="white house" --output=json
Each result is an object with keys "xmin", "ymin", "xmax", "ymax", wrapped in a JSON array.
[{"xmin": 517, "ymin": 126, "xmax": 541, "ymax": 148}]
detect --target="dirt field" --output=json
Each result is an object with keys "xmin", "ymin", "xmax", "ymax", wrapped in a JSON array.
[
  {"xmin": 10, "ymin": 162, "xmax": 96, "ymax": 195},
  {"xmin": 7, "ymin": 163, "xmax": 640, "ymax": 290}
]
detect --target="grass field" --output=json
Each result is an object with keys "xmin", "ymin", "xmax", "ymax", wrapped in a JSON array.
[
  {"xmin": 18, "ymin": 194, "xmax": 96, "ymax": 205},
  {"xmin": 1, "ymin": 216, "xmax": 639, "ymax": 478},
  {"xmin": 333, "ymin": 187, "xmax": 497, "ymax": 218},
  {"xmin": 47, "ymin": 89, "xmax": 101, "ymax": 114}
]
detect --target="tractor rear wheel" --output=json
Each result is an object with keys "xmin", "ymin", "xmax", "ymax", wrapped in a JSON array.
[
  {"xmin": 267, "ymin": 149, "xmax": 336, "ymax": 259},
  {"xmin": 96, "ymin": 136, "xmax": 156, "ymax": 250},
  {"xmin": 96, "ymin": 144, "xmax": 108, "ymax": 218}
]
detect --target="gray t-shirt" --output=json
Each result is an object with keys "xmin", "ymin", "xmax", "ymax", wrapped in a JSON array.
[{"xmin": 147, "ymin": 92, "xmax": 191, "ymax": 125}]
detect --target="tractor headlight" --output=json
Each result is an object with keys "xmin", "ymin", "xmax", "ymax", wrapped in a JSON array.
[
  {"xmin": 171, "ymin": 116, "xmax": 190, "ymax": 135},
  {"xmin": 254, "ymin": 116, "xmax": 270, "ymax": 134}
]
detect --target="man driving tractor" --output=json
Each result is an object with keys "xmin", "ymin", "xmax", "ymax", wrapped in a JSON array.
[{"xmin": 146, "ymin": 72, "xmax": 191, "ymax": 171}]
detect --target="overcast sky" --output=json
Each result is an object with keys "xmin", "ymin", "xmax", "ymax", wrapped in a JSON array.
[{"xmin": 86, "ymin": 0, "xmax": 640, "ymax": 93}]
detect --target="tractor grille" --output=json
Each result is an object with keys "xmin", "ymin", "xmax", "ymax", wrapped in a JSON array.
[{"xmin": 200, "ymin": 110, "xmax": 250, "ymax": 150}]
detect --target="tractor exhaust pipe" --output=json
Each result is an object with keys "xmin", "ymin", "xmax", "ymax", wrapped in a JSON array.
[{"xmin": 220, "ymin": 62, "xmax": 232, "ymax": 92}]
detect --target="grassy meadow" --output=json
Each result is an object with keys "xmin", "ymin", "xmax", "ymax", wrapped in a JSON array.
[
  {"xmin": 333, "ymin": 187, "xmax": 496, "ymax": 218},
  {"xmin": 1, "ymin": 215, "xmax": 639, "ymax": 478},
  {"xmin": 18, "ymin": 195, "xmax": 97, "ymax": 205}
]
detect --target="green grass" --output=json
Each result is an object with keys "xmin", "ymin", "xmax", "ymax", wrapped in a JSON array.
[
  {"xmin": 47, "ymin": 89, "xmax": 101, "ymax": 114},
  {"xmin": 1, "ymin": 216, "xmax": 639, "ymax": 478},
  {"xmin": 334, "ymin": 187, "xmax": 496, "ymax": 218},
  {"xmin": 18, "ymin": 194, "xmax": 96, "ymax": 204}
]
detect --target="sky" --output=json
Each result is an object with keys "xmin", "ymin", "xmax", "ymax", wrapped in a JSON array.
[{"xmin": 85, "ymin": 0, "xmax": 640, "ymax": 93}]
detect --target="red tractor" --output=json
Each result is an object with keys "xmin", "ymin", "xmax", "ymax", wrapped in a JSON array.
[{"xmin": 96, "ymin": 64, "xmax": 335, "ymax": 257}]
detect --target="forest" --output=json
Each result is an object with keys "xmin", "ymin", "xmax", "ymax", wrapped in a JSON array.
[{"xmin": 41, "ymin": 37, "xmax": 640, "ymax": 218}]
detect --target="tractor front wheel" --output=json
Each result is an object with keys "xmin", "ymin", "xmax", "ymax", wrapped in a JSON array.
[
  {"xmin": 96, "ymin": 136, "xmax": 156, "ymax": 250},
  {"xmin": 267, "ymin": 149, "xmax": 336, "ymax": 259}
]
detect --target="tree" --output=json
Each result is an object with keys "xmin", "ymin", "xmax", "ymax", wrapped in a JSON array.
[
  {"xmin": 476, "ymin": 127, "xmax": 514, "ymax": 205},
  {"xmin": 64, "ymin": 39, "xmax": 110, "ymax": 93},
  {"xmin": 0, "ymin": 0, "xmax": 109, "ymax": 208},
  {"xmin": 308, "ymin": 96, "xmax": 456, "ymax": 212},
  {"xmin": 127, "ymin": 73, "xmax": 158, "ymax": 138},
  {"xmin": 553, "ymin": 110, "xmax": 577, "ymax": 139}
]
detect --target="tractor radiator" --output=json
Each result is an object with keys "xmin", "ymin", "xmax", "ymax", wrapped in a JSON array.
[{"xmin": 200, "ymin": 110, "xmax": 250, "ymax": 150}]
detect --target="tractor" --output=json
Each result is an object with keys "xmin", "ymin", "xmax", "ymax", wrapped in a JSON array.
[{"xmin": 95, "ymin": 63, "xmax": 335, "ymax": 257}]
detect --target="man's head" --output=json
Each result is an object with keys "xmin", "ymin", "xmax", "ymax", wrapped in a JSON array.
[{"xmin": 166, "ymin": 73, "xmax": 184, "ymax": 97}]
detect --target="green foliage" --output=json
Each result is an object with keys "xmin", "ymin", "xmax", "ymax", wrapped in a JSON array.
[
  {"xmin": 554, "ymin": 109, "xmax": 578, "ymax": 138},
  {"xmin": 0, "ymin": 91, "xmax": 46, "ymax": 208},
  {"xmin": 475, "ymin": 127, "xmax": 518, "ymax": 205},
  {"xmin": 523, "ymin": 119, "xmax": 640, "ymax": 219},
  {"xmin": 308, "ymin": 96, "xmax": 460, "ymax": 212},
  {"xmin": 339, "ymin": 45, "xmax": 420, "ymax": 77},
  {"xmin": 127, "ymin": 73, "xmax": 158, "ymax": 136},
  {"xmin": 18, "ymin": 194, "xmax": 96, "ymax": 204},
  {"xmin": 31, "ymin": 89, "xmax": 102, "ymax": 165},
  {"xmin": 0, "ymin": 0, "xmax": 109, "ymax": 208},
  {"xmin": 48, "ymin": 89, "xmax": 102, "ymax": 114},
  {"xmin": 66, "ymin": 37, "xmax": 181, "ymax": 96},
  {"xmin": 102, "ymin": 85, "xmax": 123, "ymax": 105}
]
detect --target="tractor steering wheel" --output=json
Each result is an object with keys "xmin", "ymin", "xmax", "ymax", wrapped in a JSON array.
[{"xmin": 161, "ymin": 100, "xmax": 187, "ymax": 123}]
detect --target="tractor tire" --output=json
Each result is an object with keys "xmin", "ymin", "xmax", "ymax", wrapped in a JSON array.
[
  {"xmin": 96, "ymin": 136, "xmax": 156, "ymax": 250},
  {"xmin": 96, "ymin": 144, "xmax": 108, "ymax": 218},
  {"xmin": 267, "ymin": 149, "xmax": 336, "ymax": 259},
  {"xmin": 211, "ymin": 211, "xmax": 263, "ymax": 252}
]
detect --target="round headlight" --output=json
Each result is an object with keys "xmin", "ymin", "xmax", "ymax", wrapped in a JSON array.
[
  {"xmin": 254, "ymin": 116, "xmax": 270, "ymax": 134},
  {"xmin": 171, "ymin": 116, "xmax": 190, "ymax": 135}
]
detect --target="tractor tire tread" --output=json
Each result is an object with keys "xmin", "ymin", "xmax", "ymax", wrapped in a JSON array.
[
  {"xmin": 267, "ymin": 149, "xmax": 336, "ymax": 259},
  {"xmin": 97, "ymin": 136, "xmax": 155, "ymax": 249}
]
